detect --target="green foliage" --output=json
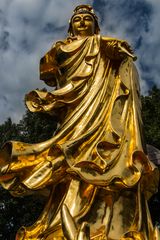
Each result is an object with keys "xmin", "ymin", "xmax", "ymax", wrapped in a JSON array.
[
  {"xmin": 148, "ymin": 179, "xmax": 160, "ymax": 227},
  {"xmin": 0, "ymin": 110, "xmax": 58, "ymax": 148},
  {"xmin": 18, "ymin": 110, "xmax": 58, "ymax": 143},
  {"xmin": 141, "ymin": 85, "xmax": 160, "ymax": 227},
  {"xmin": 141, "ymin": 85, "xmax": 160, "ymax": 149},
  {"xmin": 0, "ymin": 186, "xmax": 46, "ymax": 239},
  {"xmin": 0, "ymin": 118, "xmax": 20, "ymax": 147}
]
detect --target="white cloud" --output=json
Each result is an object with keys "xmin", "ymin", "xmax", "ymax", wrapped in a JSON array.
[{"xmin": 0, "ymin": 0, "xmax": 93, "ymax": 123}]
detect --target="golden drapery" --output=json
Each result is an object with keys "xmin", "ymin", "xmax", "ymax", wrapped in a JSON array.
[{"xmin": 0, "ymin": 35, "xmax": 159, "ymax": 239}]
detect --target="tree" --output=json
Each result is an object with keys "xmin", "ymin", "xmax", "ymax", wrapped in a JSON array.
[
  {"xmin": 0, "ymin": 186, "xmax": 46, "ymax": 240},
  {"xmin": 18, "ymin": 109, "xmax": 58, "ymax": 143},
  {"xmin": 141, "ymin": 86, "xmax": 160, "ymax": 149},
  {"xmin": 0, "ymin": 118, "xmax": 20, "ymax": 147},
  {"xmin": 141, "ymin": 86, "xmax": 160, "ymax": 227}
]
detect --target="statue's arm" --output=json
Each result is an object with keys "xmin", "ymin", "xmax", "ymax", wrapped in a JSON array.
[
  {"xmin": 40, "ymin": 45, "xmax": 60, "ymax": 87},
  {"xmin": 102, "ymin": 36, "xmax": 137, "ymax": 61}
]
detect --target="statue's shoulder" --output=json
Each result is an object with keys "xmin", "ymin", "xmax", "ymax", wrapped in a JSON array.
[
  {"xmin": 101, "ymin": 36, "xmax": 128, "ymax": 44},
  {"xmin": 51, "ymin": 38, "xmax": 72, "ymax": 50}
]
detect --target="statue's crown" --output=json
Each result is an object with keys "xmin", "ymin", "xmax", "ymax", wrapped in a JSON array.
[{"xmin": 73, "ymin": 5, "xmax": 95, "ymax": 15}]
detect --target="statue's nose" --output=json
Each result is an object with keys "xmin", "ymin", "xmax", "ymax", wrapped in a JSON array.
[{"xmin": 80, "ymin": 19, "xmax": 85, "ymax": 26}]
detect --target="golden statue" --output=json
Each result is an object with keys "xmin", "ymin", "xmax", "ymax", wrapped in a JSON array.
[{"xmin": 0, "ymin": 5, "xmax": 159, "ymax": 240}]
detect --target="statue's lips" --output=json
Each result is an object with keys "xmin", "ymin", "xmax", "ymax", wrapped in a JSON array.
[{"xmin": 77, "ymin": 26, "xmax": 88, "ymax": 31}]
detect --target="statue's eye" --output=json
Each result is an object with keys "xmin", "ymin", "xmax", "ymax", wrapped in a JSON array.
[
  {"xmin": 73, "ymin": 17, "xmax": 81, "ymax": 22},
  {"xmin": 84, "ymin": 16, "xmax": 93, "ymax": 21}
]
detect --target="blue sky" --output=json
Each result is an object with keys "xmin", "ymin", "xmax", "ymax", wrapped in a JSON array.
[{"xmin": 0, "ymin": 0, "xmax": 160, "ymax": 123}]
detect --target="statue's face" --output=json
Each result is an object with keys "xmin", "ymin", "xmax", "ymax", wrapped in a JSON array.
[{"xmin": 71, "ymin": 13, "xmax": 95, "ymax": 37}]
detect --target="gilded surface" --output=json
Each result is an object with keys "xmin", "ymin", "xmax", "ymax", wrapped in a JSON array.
[{"xmin": 0, "ymin": 4, "xmax": 159, "ymax": 240}]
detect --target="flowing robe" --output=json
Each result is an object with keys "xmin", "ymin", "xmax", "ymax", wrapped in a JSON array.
[{"xmin": 0, "ymin": 35, "xmax": 159, "ymax": 240}]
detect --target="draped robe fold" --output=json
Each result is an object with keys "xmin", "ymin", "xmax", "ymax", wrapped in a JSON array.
[{"xmin": 0, "ymin": 35, "xmax": 159, "ymax": 240}]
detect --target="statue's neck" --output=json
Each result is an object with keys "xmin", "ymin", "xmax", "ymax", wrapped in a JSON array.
[{"xmin": 67, "ymin": 34, "xmax": 96, "ymax": 42}]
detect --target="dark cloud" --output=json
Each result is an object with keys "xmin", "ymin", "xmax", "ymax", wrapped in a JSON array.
[
  {"xmin": 0, "ymin": 31, "xmax": 10, "ymax": 50},
  {"xmin": 93, "ymin": 0, "xmax": 160, "ymax": 93},
  {"xmin": 94, "ymin": 0, "xmax": 152, "ymax": 42}
]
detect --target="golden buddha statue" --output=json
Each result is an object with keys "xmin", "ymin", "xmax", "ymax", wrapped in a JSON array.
[{"xmin": 0, "ymin": 5, "xmax": 159, "ymax": 240}]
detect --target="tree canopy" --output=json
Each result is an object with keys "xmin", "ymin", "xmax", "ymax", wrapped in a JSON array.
[{"xmin": 141, "ymin": 85, "xmax": 160, "ymax": 149}]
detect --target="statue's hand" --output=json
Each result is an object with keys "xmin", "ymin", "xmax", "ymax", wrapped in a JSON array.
[
  {"xmin": 119, "ymin": 41, "xmax": 134, "ymax": 54},
  {"xmin": 104, "ymin": 38, "xmax": 137, "ymax": 61},
  {"xmin": 118, "ymin": 41, "xmax": 137, "ymax": 61}
]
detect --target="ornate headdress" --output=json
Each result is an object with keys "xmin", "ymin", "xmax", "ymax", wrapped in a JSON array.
[{"xmin": 68, "ymin": 5, "xmax": 100, "ymax": 36}]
